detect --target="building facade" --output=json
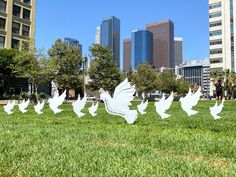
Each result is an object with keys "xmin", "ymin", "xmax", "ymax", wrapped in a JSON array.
[
  {"xmin": 131, "ymin": 30, "xmax": 153, "ymax": 70},
  {"xmin": 209, "ymin": 0, "xmax": 236, "ymax": 71},
  {"xmin": 100, "ymin": 16, "xmax": 120, "ymax": 67},
  {"xmin": 0, "ymin": 0, "xmax": 36, "ymax": 49},
  {"xmin": 95, "ymin": 26, "xmax": 100, "ymax": 44},
  {"xmin": 178, "ymin": 59, "xmax": 210, "ymax": 96},
  {"xmin": 64, "ymin": 37, "xmax": 82, "ymax": 53},
  {"xmin": 174, "ymin": 37, "xmax": 183, "ymax": 66},
  {"xmin": 123, "ymin": 38, "xmax": 131, "ymax": 72},
  {"xmin": 145, "ymin": 20, "xmax": 175, "ymax": 69}
]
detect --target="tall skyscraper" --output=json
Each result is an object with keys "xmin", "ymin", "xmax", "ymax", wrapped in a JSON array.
[
  {"xmin": 174, "ymin": 37, "xmax": 183, "ymax": 66},
  {"xmin": 95, "ymin": 26, "xmax": 100, "ymax": 44},
  {"xmin": 100, "ymin": 16, "xmax": 120, "ymax": 67},
  {"xmin": 145, "ymin": 20, "xmax": 175, "ymax": 69},
  {"xmin": 0, "ymin": 0, "xmax": 36, "ymax": 49},
  {"xmin": 209, "ymin": 0, "xmax": 236, "ymax": 71},
  {"xmin": 131, "ymin": 30, "xmax": 153, "ymax": 70},
  {"xmin": 123, "ymin": 38, "xmax": 131, "ymax": 72},
  {"xmin": 64, "ymin": 37, "xmax": 82, "ymax": 53}
]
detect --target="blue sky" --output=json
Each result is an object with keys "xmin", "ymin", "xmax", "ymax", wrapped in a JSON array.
[{"xmin": 36, "ymin": 0, "xmax": 209, "ymax": 64}]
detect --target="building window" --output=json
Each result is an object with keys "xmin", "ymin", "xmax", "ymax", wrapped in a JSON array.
[
  {"xmin": 209, "ymin": 22, "xmax": 222, "ymax": 27},
  {"xmin": 12, "ymin": 38, "xmax": 20, "ymax": 48},
  {"xmin": 0, "ymin": 17, "xmax": 6, "ymax": 30},
  {"xmin": 210, "ymin": 31, "xmax": 222, "ymax": 36},
  {"xmin": 13, "ymin": 5, "xmax": 21, "ymax": 17},
  {"xmin": 22, "ymin": 25, "xmax": 30, "ymax": 36},
  {"xmin": 12, "ymin": 22, "xmax": 20, "ymax": 34},
  {"xmin": 23, "ymin": 9, "xmax": 30, "ymax": 20},
  {"xmin": 210, "ymin": 40, "xmax": 222, "ymax": 45},
  {"xmin": 23, "ymin": 0, "xmax": 31, "ymax": 4},
  {"xmin": 210, "ymin": 49, "xmax": 222, "ymax": 55},
  {"xmin": 231, "ymin": 24, "xmax": 234, "ymax": 33},
  {"xmin": 0, "ymin": 0, "xmax": 6, "ymax": 13},
  {"xmin": 0, "ymin": 36, "xmax": 5, "ymax": 48},
  {"xmin": 210, "ymin": 58, "xmax": 223, "ymax": 64},
  {"xmin": 209, "ymin": 3, "xmax": 221, "ymax": 9},
  {"xmin": 209, "ymin": 12, "xmax": 221, "ymax": 18}
]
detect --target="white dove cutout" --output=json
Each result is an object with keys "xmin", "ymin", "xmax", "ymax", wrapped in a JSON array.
[
  {"xmin": 155, "ymin": 92, "xmax": 174, "ymax": 119},
  {"xmin": 19, "ymin": 99, "xmax": 30, "ymax": 113},
  {"xmin": 3, "ymin": 100, "xmax": 16, "ymax": 115},
  {"xmin": 179, "ymin": 87, "xmax": 202, "ymax": 116},
  {"xmin": 72, "ymin": 94, "xmax": 87, "ymax": 118},
  {"xmin": 34, "ymin": 100, "xmax": 45, "ymax": 115},
  {"xmin": 48, "ymin": 90, "xmax": 66, "ymax": 114},
  {"xmin": 210, "ymin": 98, "xmax": 225, "ymax": 120},
  {"xmin": 88, "ymin": 102, "xmax": 99, "ymax": 117},
  {"xmin": 100, "ymin": 78, "xmax": 138, "ymax": 124},
  {"xmin": 137, "ymin": 100, "xmax": 148, "ymax": 115}
]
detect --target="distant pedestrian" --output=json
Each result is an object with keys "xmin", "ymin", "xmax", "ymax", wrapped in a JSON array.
[{"xmin": 215, "ymin": 79, "xmax": 223, "ymax": 100}]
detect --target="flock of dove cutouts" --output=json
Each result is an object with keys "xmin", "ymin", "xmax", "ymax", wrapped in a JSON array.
[{"xmin": 1, "ymin": 78, "xmax": 226, "ymax": 124}]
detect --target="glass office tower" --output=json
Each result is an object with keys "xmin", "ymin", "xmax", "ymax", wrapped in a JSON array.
[
  {"xmin": 100, "ymin": 16, "xmax": 120, "ymax": 67},
  {"xmin": 64, "ymin": 37, "xmax": 82, "ymax": 54},
  {"xmin": 131, "ymin": 30, "xmax": 153, "ymax": 70}
]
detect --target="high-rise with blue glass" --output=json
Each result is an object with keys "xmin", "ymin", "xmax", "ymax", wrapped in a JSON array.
[
  {"xmin": 131, "ymin": 30, "xmax": 153, "ymax": 70},
  {"xmin": 100, "ymin": 16, "xmax": 120, "ymax": 67},
  {"xmin": 64, "ymin": 37, "xmax": 82, "ymax": 54}
]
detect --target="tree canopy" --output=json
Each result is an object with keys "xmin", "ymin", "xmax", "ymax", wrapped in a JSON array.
[
  {"xmin": 88, "ymin": 44, "xmax": 124, "ymax": 92},
  {"xmin": 11, "ymin": 46, "xmax": 56, "ymax": 96},
  {"xmin": 131, "ymin": 64, "xmax": 158, "ymax": 95},
  {"xmin": 48, "ymin": 39, "xmax": 83, "ymax": 91},
  {"xmin": 0, "ymin": 49, "xmax": 18, "ymax": 93}
]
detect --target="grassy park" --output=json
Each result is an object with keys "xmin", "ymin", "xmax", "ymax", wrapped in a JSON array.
[{"xmin": 0, "ymin": 101, "xmax": 236, "ymax": 176}]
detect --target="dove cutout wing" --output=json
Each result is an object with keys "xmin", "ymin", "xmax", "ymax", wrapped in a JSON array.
[
  {"xmin": 88, "ymin": 102, "xmax": 99, "ymax": 117},
  {"xmin": 34, "ymin": 100, "xmax": 45, "ymax": 115},
  {"xmin": 48, "ymin": 90, "xmax": 66, "ymax": 114},
  {"xmin": 155, "ymin": 92, "xmax": 174, "ymax": 119},
  {"xmin": 72, "ymin": 94, "xmax": 87, "ymax": 118},
  {"xmin": 3, "ymin": 100, "xmax": 16, "ymax": 115},
  {"xmin": 180, "ymin": 87, "xmax": 202, "ymax": 116},
  {"xmin": 19, "ymin": 99, "xmax": 30, "ymax": 113},
  {"xmin": 100, "ymin": 78, "xmax": 138, "ymax": 124},
  {"xmin": 137, "ymin": 100, "xmax": 148, "ymax": 115},
  {"xmin": 210, "ymin": 98, "xmax": 225, "ymax": 120}
]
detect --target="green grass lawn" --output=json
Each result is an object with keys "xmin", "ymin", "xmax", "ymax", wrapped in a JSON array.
[{"xmin": 0, "ymin": 101, "xmax": 236, "ymax": 177}]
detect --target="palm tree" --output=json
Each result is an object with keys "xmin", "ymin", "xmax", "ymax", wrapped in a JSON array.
[
  {"xmin": 222, "ymin": 69, "xmax": 231, "ymax": 99},
  {"xmin": 210, "ymin": 70, "xmax": 221, "ymax": 98},
  {"xmin": 229, "ymin": 71, "xmax": 236, "ymax": 99}
]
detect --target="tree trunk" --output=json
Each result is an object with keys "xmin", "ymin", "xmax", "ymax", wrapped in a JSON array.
[
  {"xmin": 3, "ymin": 75, "xmax": 9, "ymax": 94},
  {"xmin": 34, "ymin": 82, "xmax": 39, "ymax": 102}
]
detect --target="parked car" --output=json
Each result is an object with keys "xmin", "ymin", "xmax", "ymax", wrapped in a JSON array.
[
  {"xmin": 174, "ymin": 95, "xmax": 182, "ymax": 101},
  {"xmin": 87, "ymin": 95, "xmax": 96, "ymax": 101}
]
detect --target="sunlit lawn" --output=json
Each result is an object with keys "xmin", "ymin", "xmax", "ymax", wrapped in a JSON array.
[{"xmin": 0, "ymin": 101, "xmax": 236, "ymax": 176}]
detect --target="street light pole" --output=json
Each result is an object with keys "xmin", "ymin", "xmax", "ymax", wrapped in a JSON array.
[{"xmin": 83, "ymin": 55, "xmax": 87, "ymax": 96}]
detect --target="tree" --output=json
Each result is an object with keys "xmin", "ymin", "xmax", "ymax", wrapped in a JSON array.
[
  {"xmin": 48, "ymin": 39, "xmax": 83, "ymax": 92},
  {"xmin": 131, "ymin": 64, "xmax": 158, "ymax": 96},
  {"xmin": 12, "ymin": 45, "xmax": 56, "ymax": 98},
  {"xmin": 157, "ymin": 69, "xmax": 177, "ymax": 93},
  {"xmin": 176, "ymin": 78, "xmax": 189, "ymax": 95},
  {"xmin": 89, "ymin": 43, "xmax": 113, "ymax": 62},
  {"xmin": 0, "ymin": 49, "xmax": 18, "ymax": 93},
  {"xmin": 88, "ymin": 44, "xmax": 124, "ymax": 92},
  {"xmin": 229, "ymin": 72, "xmax": 236, "ymax": 99}
]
